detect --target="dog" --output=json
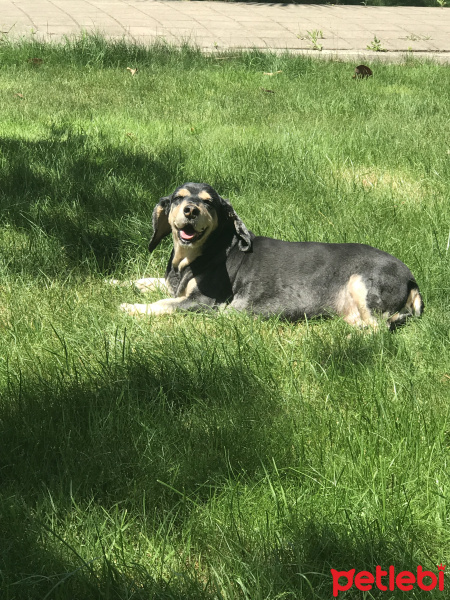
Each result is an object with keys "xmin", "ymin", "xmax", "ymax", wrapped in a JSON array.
[
  {"xmin": 353, "ymin": 64, "xmax": 373, "ymax": 79},
  {"xmin": 120, "ymin": 182, "xmax": 423, "ymax": 329}
]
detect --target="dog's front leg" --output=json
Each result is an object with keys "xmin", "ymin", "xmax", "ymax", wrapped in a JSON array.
[
  {"xmin": 120, "ymin": 296, "xmax": 215, "ymax": 316},
  {"xmin": 120, "ymin": 298, "xmax": 183, "ymax": 316},
  {"xmin": 108, "ymin": 277, "xmax": 167, "ymax": 293},
  {"xmin": 133, "ymin": 278, "xmax": 167, "ymax": 294}
]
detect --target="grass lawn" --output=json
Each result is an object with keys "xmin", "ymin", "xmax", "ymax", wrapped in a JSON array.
[{"xmin": 0, "ymin": 36, "xmax": 449, "ymax": 599}]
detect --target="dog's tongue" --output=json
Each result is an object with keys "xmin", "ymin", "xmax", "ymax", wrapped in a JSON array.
[{"xmin": 180, "ymin": 227, "xmax": 196, "ymax": 241}]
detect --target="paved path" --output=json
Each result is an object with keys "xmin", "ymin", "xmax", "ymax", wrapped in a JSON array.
[{"xmin": 1, "ymin": 0, "xmax": 449, "ymax": 62}]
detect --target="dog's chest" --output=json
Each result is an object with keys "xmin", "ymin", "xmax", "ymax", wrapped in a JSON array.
[{"xmin": 166, "ymin": 266, "xmax": 193, "ymax": 298}]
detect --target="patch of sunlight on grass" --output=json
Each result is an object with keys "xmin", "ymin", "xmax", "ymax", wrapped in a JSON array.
[
  {"xmin": 377, "ymin": 84, "xmax": 414, "ymax": 96},
  {"xmin": 337, "ymin": 165, "xmax": 426, "ymax": 204}
]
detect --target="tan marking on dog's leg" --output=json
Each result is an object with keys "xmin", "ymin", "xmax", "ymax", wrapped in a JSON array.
[
  {"xmin": 336, "ymin": 274, "xmax": 378, "ymax": 328},
  {"xmin": 387, "ymin": 311, "xmax": 401, "ymax": 326},
  {"xmin": 335, "ymin": 276, "xmax": 362, "ymax": 326},
  {"xmin": 179, "ymin": 277, "xmax": 199, "ymax": 298},
  {"xmin": 349, "ymin": 275, "xmax": 378, "ymax": 327},
  {"xmin": 134, "ymin": 278, "xmax": 167, "ymax": 293},
  {"xmin": 121, "ymin": 298, "xmax": 185, "ymax": 316},
  {"xmin": 121, "ymin": 278, "xmax": 199, "ymax": 316},
  {"xmin": 108, "ymin": 278, "xmax": 167, "ymax": 292}
]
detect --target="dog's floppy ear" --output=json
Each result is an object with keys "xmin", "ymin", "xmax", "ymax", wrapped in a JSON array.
[
  {"xmin": 219, "ymin": 196, "xmax": 253, "ymax": 252},
  {"xmin": 148, "ymin": 195, "xmax": 172, "ymax": 252}
]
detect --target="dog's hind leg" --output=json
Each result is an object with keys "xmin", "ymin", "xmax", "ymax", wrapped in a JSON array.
[{"xmin": 337, "ymin": 274, "xmax": 379, "ymax": 329}]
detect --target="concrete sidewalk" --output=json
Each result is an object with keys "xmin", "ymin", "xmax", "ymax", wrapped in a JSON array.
[{"xmin": 1, "ymin": 0, "xmax": 449, "ymax": 62}]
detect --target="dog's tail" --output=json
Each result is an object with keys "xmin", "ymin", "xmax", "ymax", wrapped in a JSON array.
[{"xmin": 388, "ymin": 281, "xmax": 424, "ymax": 330}]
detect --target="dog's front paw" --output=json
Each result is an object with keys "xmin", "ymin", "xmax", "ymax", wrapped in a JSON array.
[
  {"xmin": 133, "ymin": 278, "xmax": 167, "ymax": 294},
  {"xmin": 120, "ymin": 299, "xmax": 180, "ymax": 316},
  {"xmin": 108, "ymin": 278, "xmax": 134, "ymax": 287},
  {"xmin": 120, "ymin": 303, "xmax": 150, "ymax": 316}
]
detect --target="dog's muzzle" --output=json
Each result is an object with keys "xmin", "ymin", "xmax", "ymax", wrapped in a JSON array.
[{"xmin": 177, "ymin": 223, "xmax": 206, "ymax": 244}]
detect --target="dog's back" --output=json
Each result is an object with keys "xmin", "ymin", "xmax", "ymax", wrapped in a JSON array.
[{"xmin": 229, "ymin": 238, "xmax": 422, "ymax": 327}]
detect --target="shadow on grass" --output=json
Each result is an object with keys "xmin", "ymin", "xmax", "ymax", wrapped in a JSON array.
[
  {"xmin": 0, "ymin": 506, "xmax": 435, "ymax": 600},
  {"xmin": 307, "ymin": 325, "xmax": 399, "ymax": 376},
  {"xmin": 0, "ymin": 133, "xmax": 186, "ymax": 276},
  {"xmin": 266, "ymin": 520, "xmax": 437, "ymax": 599},
  {"xmin": 1, "ymin": 366, "xmax": 275, "ymax": 501},
  {"xmin": 0, "ymin": 336, "xmax": 287, "ymax": 598},
  {"xmin": 0, "ymin": 502, "xmax": 214, "ymax": 600},
  {"xmin": 0, "ymin": 327, "xmax": 433, "ymax": 599}
]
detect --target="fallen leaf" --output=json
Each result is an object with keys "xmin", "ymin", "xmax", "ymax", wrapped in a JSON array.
[
  {"xmin": 263, "ymin": 70, "xmax": 282, "ymax": 76},
  {"xmin": 261, "ymin": 88, "xmax": 275, "ymax": 94},
  {"xmin": 28, "ymin": 58, "xmax": 43, "ymax": 65},
  {"xmin": 127, "ymin": 67, "xmax": 138, "ymax": 76},
  {"xmin": 15, "ymin": 93, "xmax": 24, "ymax": 99}
]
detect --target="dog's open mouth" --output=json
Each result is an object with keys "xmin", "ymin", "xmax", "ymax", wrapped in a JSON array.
[{"xmin": 177, "ymin": 225, "xmax": 205, "ymax": 244}]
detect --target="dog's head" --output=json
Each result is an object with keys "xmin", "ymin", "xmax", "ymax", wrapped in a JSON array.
[{"xmin": 148, "ymin": 182, "xmax": 252, "ymax": 255}]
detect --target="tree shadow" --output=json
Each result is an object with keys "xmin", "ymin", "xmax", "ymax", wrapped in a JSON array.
[
  {"xmin": 0, "ymin": 341, "xmax": 285, "ymax": 503},
  {"xmin": 0, "ymin": 132, "xmax": 186, "ymax": 275},
  {"xmin": 304, "ymin": 324, "xmax": 399, "ymax": 377},
  {"xmin": 265, "ymin": 520, "xmax": 437, "ymax": 599},
  {"xmin": 0, "ymin": 337, "xmax": 289, "ymax": 597},
  {"xmin": 0, "ymin": 326, "xmax": 435, "ymax": 598},
  {"xmin": 0, "ymin": 502, "xmax": 215, "ymax": 599}
]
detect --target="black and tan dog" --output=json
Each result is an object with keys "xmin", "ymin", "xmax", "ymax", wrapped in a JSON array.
[{"xmin": 120, "ymin": 182, "xmax": 423, "ymax": 329}]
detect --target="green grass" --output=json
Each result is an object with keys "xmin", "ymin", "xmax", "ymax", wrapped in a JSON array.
[{"xmin": 0, "ymin": 36, "xmax": 449, "ymax": 599}]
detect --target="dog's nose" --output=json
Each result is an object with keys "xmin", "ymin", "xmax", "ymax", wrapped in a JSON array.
[{"xmin": 183, "ymin": 205, "xmax": 200, "ymax": 219}]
